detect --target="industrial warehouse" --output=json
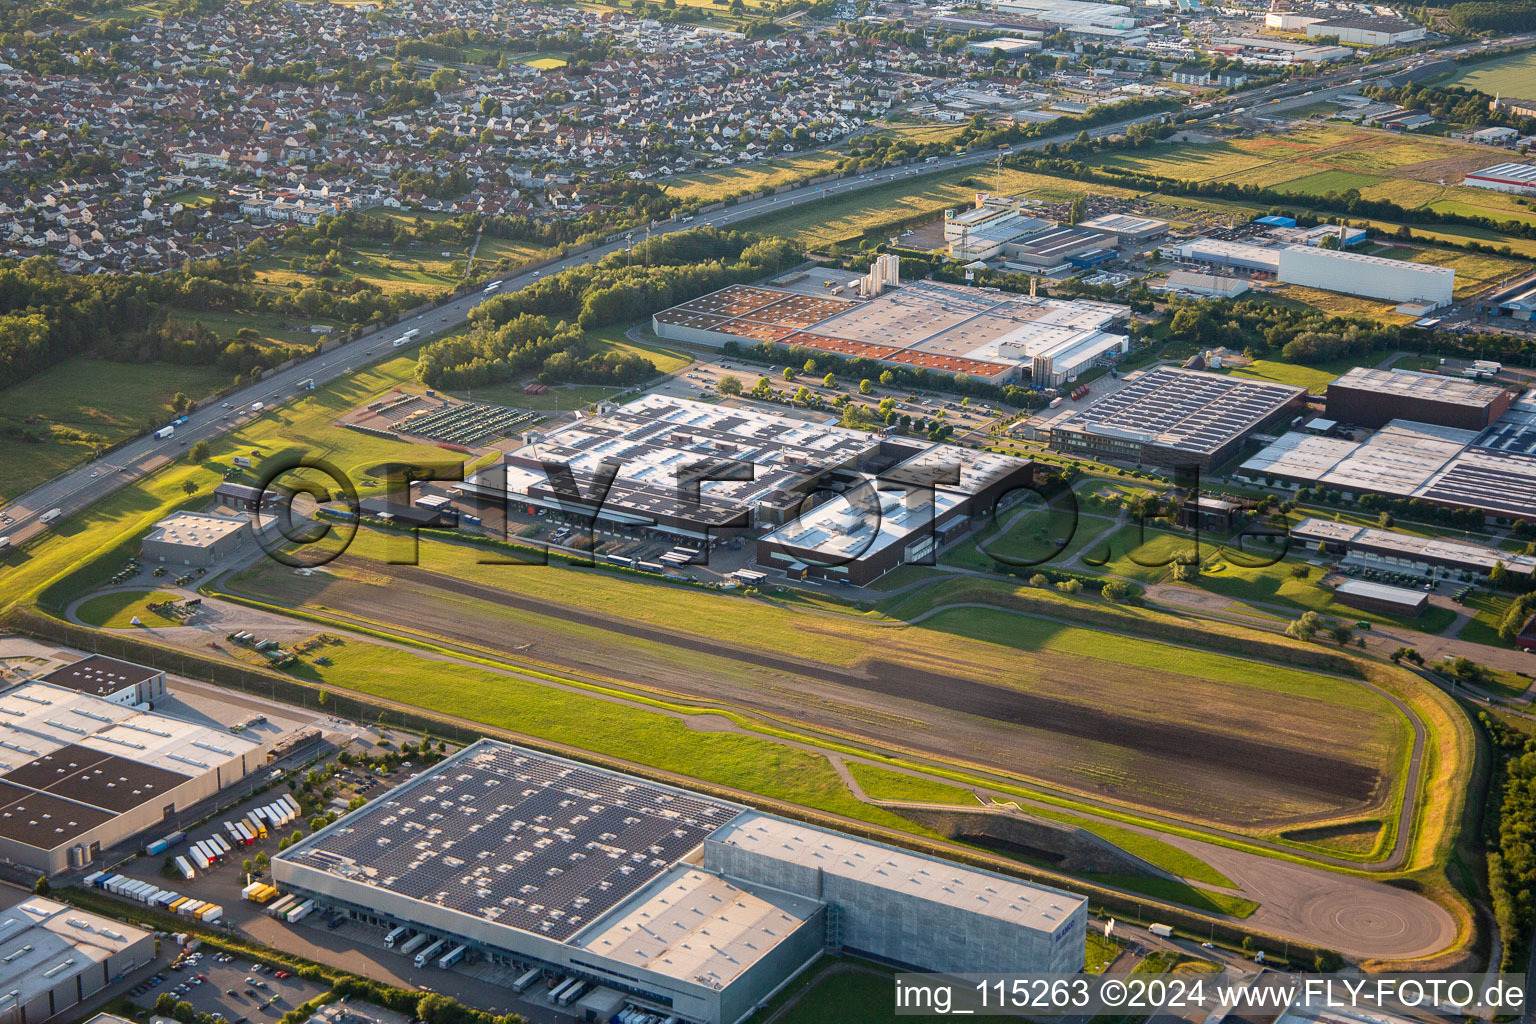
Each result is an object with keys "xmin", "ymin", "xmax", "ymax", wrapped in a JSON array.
[
  {"xmin": 272, "ymin": 740, "xmax": 1087, "ymax": 1024},
  {"xmin": 1325, "ymin": 367, "xmax": 1512, "ymax": 430},
  {"xmin": 0, "ymin": 895, "xmax": 155, "ymax": 1024},
  {"xmin": 1290, "ymin": 517, "xmax": 1536, "ymax": 584},
  {"xmin": 462, "ymin": 395, "xmax": 1035, "ymax": 581},
  {"xmin": 1240, "ymin": 382, "xmax": 1536, "ymax": 522},
  {"xmin": 0, "ymin": 659, "xmax": 262, "ymax": 875},
  {"xmin": 1048, "ymin": 367, "xmax": 1307, "ymax": 469},
  {"xmin": 1159, "ymin": 237, "xmax": 1455, "ymax": 308},
  {"xmin": 650, "ymin": 273, "xmax": 1132, "ymax": 387}
]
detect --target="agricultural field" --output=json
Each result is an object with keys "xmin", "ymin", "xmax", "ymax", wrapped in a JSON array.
[
  {"xmin": 664, "ymin": 151, "xmax": 850, "ymax": 203},
  {"xmin": 1093, "ymin": 123, "xmax": 1536, "ymax": 227},
  {"xmin": 223, "ymin": 523, "xmax": 1411, "ymax": 832},
  {"xmin": 0, "ymin": 358, "xmax": 232, "ymax": 503},
  {"xmin": 739, "ymin": 165, "xmax": 1135, "ymax": 248},
  {"xmin": 1439, "ymin": 50, "xmax": 1536, "ymax": 99}
]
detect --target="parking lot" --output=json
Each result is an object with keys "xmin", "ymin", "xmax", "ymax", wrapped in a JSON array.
[{"xmin": 153, "ymin": 948, "xmax": 329, "ymax": 1024}]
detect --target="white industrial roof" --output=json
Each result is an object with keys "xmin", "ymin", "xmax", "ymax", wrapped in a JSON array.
[
  {"xmin": 144, "ymin": 511, "xmax": 246, "ymax": 549},
  {"xmin": 710, "ymin": 811, "xmax": 1082, "ymax": 934},
  {"xmin": 1466, "ymin": 162, "xmax": 1536, "ymax": 185},
  {"xmin": 0, "ymin": 896, "xmax": 150, "ymax": 1009},
  {"xmin": 1292, "ymin": 517, "xmax": 1536, "ymax": 575},
  {"xmin": 578, "ymin": 867, "xmax": 815, "ymax": 990},
  {"xmin": 0, "ymin": 682, "xmax": 259, "ymax": 777},
  {"xmin": 1330, "ymin": 366, "xmax": 1506, "ymax": 408}
]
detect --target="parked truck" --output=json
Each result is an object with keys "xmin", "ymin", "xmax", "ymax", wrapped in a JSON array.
[
  {"xmin": 398, "ymin": 932, "xmax": 430, "ymax": 956},
  {"xmin": 385, "ymin": 926, "xmax": 411, "ymax": 948},
  {"xmin": 415, "ymin": 939, "xmax": 447, "ymax": 969}
]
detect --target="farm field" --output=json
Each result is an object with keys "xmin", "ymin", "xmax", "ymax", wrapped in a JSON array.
[
  {"xmin": 0, "ymin": 359, "xmax": 232, "ymax": 503},
  {"xmin": 224, "ymin": 525, "xmax": 1410, "ymax": 831},
  {"xmin": 1440, "ymin": 50, "xmax": 1536, "ymax": 99},
  {"xmin": 1093, "ymin": 123, "xmax": 1536, "ymax": 226},
  {"xmin": 737, "ymin": 164, "xmax": 1135, "ymax": 248},
  {"xmin": 664, "ymin": 151, "xmax": 849, "ymax": 203}
]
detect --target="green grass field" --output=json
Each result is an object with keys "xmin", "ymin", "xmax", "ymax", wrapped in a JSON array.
[
  {"xmin": 1440, "ymin": 50, "xmax": 1536, "ymax": 98},
  {"xmin": 1216, "ymin": 356, "xmax": 1360, "ymax": 394},
  {"xmin": 0, "ymin": 359, "xmax": 232, "ymax": 503},
  {"xmin": 75, "ymin": 590, "xmax": 184, "ymax": 628},
  {"xmin": 846, "ymin": 761, "xmax": 977, "ymax": 805}
]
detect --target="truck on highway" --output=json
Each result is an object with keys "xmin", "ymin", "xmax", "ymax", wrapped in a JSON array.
[
  {"xmin": 250, "ymin": 401, "xmax": 265, "ymax": 413},
  {"xmin": 0, "ymin": 537, "xmax": 9, "ymax": 553},
  {"xmin": 482, "ymin": 281, "xmax": 501, "ymax": 293},
  {"xmin": 298, "ymin": 378, "xmax": 315, "ymax": 390},
  {"xmin": 1149, "ymin": 923, "xmax": 1174, "ymax": 938},
  {"xmin": 154, "ymin": 426, "xmax": 175, "ymax": 440},
  {"xmin": 38, "ymin": 508, "xmax": 62, "ymax": 525}
]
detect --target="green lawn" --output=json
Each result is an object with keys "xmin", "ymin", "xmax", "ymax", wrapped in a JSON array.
[
  {"xmin": 75, "ymin": 590, "xmax": 184, "ymax": 628},
  {"xmin": 1089, "ymin": 874, "xmax": 1259, "ymax": 918},
  {"xmin": 0, "ymin": 359, "xmax": 232, "ymax": 503},
  {"xmin": 1216, "ymin": 356, "xmax": 1367, "ymax": 394},
  {"xmin": 846, "ymin": 761, "xmax": 977, "ymax": 805},
  {"xmin": 1440, "ymin": 50, "xmax": 1536, "ymax": 98},
  {"xmin": 1459, "ymin": 592, "xmax": 1512, "ymax": 647},
  {"xmin": 1196, "ymin": 552, "xmax": 1460, "ymax": 633}
]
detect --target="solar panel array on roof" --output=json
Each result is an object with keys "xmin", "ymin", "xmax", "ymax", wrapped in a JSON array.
[
  {"xmin": 1062, "ymin": 367, "xmax": 1304, "ymax": 456},
  {"xmin": 282, "ymin": 743, "xmax": 741, "ymax": 942}
]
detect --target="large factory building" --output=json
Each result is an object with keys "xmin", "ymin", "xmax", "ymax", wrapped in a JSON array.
[
  {"xmin": 0, "ymin": 895, "xmax": 156, "ymax": 1024},
  {"xmin": 1049, "ymin": 367, "xmax": 1306, "ymax": 470},
  {"xmin": 651, "ymin": 278, "xmax": 1131, "ymax": 387},
  {"xmin": 0, "ymin": 661, "xmax": 261, "ymax": 875},
  {"xmin": 1325, "ymin": 367, "xmax": 1511, "ymax": 431},
  {"xmin": 273, "ymin": 740, "xmax": 1086, "ymax": 1024}
]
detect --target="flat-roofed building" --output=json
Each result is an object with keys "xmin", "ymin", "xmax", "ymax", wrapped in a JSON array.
[
  {"xmin": 0, "ymin": 895, "xmax": 155, "ymax": 1024},
  {"xmin": 274, "ymin": 740, "xmax": 1086, "ymax": 1024},
  {"xmin": 1001, "ymin": 224, "xmax": 1116, "ymax": 273},
  {"xmin": 39, "ymin": 655, "xmax": 164, "ymax": 706},
  {"xmin": 141, "ymin": 511, "xmax": 248, "ymax": 567},
  {"xmin": 1333, "ymin": 579, "xmax": 1428, "ymax": 617},
  {"xmin": 1464, "ymin": 162, "xmax": 1536, "ymax": 196},
  {"xmin": 1326, "ymin": 367, "xmax": 1511, "ymax": 431},
  {"xmin": 1159, "ymin": 238, "xmax": 1282, "ymax": 274},
  {"xmin": 650, "ymin": 280, "xmax": 1132, "ymax": 385},
  {"xmin": 1278, "ymin": 247, "xmax": 1454, "ymax": 307},
  {"xmin": 1291, "ymin": 517, "xmax": 1536, "ymax": 583},
  {"xmin": 1305, "ymin": 15, "xmax": 1424, "ymax": 45},
  {"xmin": 1159, "ymin": 271, "xmax": 1250, "ymax": 298},
  {"xmin": 1075, "ymin": 214, "xmax": 1170, "ymax": 245},
  {"xmin": 1049, "ymin": 367, "xmax": 1307, "ymax": 469},
  {"xmin": 0, "ymin": 679, "xmax": 261, "ymax": 874},
  {"xmin": 756, "ymin": 447, "xmax": 1034, "ymax": 585}
]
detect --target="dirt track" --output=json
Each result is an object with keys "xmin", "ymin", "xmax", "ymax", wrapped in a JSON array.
[{"xmin": 250, "ymin": 556, "xmax": 1391, "ymax": 828}]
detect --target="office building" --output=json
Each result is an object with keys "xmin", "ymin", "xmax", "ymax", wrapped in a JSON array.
[{"xmin": 273, "ymin": 740, "xmax": 1087, "ymax": 1024}]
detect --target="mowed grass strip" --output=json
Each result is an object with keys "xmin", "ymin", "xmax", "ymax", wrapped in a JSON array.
[
  {"xmin": 276, "ymin": 637, "xmax": 933, "ymax": 837},
  {"xmin": 75, "ymin": 590, "xmax": 184, "ymax": 628},
  {"xmin": 846, "ymin": 761, "xmax": 978, "ymax": 805}
]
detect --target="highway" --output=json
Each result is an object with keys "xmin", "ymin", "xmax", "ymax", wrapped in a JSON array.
[
  {"xmin": 3, "ymin": 29, "xmax": 1532, "ymax": 550},
  {"xmin": 0, "ymin": 108, "xmax": 1174, "ymax": 550}
]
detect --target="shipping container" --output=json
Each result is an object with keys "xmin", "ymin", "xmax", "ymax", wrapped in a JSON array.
[
  {"xmin": 210, "ymin": 834, "xmax": 233, "ymax": 856},
  {"xmin": 176, "ymin": 857, "xmax": 196, "ymax": 881},
  {"xmin": 169, "ymin": 897, "xmax": 190, "ymax": 914},
  {"xmin": 83, "ymin": 871, "xmax": 105, "ymax": 888},
  {"xmin": 437, "ymin": 945, "xmax": 467, "ymax": 970},
  {"xmin": 287, "ymin": 899, "xmax": 315, "ymax": 923},
  {"xmin": 512, "ymin": 968, "xmax": 541, "ymax": 993},
  {"xmin": 268, "ymin": 895, "xmax": 296, "ymax": 918},
  {"xmin": 398, "ymin": 932, "xmax": 429, "ymax": 956},
  {"xmin": 146, "ymin": 839, "xmax": 169, "ymax": 856},
  {"xmin": 558, "ymin": 982, "xmax": 587, "ymax": 1008},
  {"xmin": 201, "ymin": 906, "xmax": 223, "ymax": 924}
]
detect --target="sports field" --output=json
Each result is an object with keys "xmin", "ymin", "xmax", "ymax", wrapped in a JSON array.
[{"xmin": 226, "ymin": 524, "xmax": 1411, "ymax": 832}]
